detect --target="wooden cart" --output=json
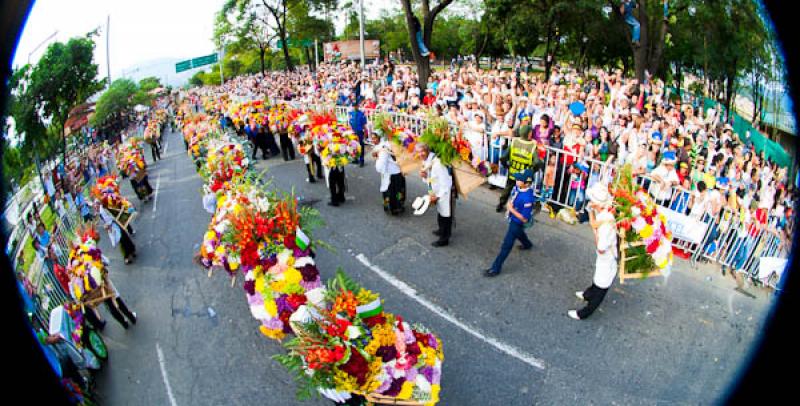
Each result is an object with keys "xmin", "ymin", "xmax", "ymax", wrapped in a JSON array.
[
  {"xmin": 107, "ymin": 205, "xmax": 137, "ymax": 231},
  {"xmin": 617, "ymin": 232, "xmax": 662, "ymax": 284},
  {"xmin": 364, "ymin": 393, "xmax": 425, "ymax": 405}
]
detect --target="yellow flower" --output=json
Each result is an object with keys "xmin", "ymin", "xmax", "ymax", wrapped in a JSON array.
[
  {"xmin": 333, "ymin": 369, "xmax": 358, "ymax": 392},
  {"xmin": 270, "ymin": 279, "xmax": 287, "ymax": 293},
  {"xmin": 429, "ymin": 384, "xmax": 441, "ymax": 404},
  {"xmin": 259, "ymin": 325, "xmax": 285, "ymax": 341},
  {"xmin": 284, "ymin": 268, "xmax": 302, "ymax": 285},
  {"xmin": 423, "ymin": 347, "xmax": 438, "ymax": 367},
  {"xmin": 640, "ymin": 224, "xmax": 653, "ymax": 239},
  {"xmin": 356, "ymin": 289, "xmax": 379, "ymax": 305},
  {"xmin": 264, "ymin": 299, "xmax": 278, "ymax": 317},
  {"xmin": 397, "ymin": 381, "xmax": 414, "ymax": 400}
]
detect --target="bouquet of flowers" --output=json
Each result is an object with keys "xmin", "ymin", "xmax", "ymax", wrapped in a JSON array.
[
  {"xmin": 117, "ymin": 137, "xmax": 147, "ymax": 178},
  {"xmin": 268, "ymin": 103, "xmax": 293, "ymax": 133},
  {"xmin": 611, "ymin": 164, "xmax": 674, "ymax": 275},
  {"xmin": 276, "ymin": 270, "xmax": 443, "ymax": 405},
  {"xmin": 143, "ymin": 118, "xmax": 161, "ymax": 145},
  {"xmin": 66, "ymin": 236, "xmax": 106, "ymax": 301},
  {"xmin": 92, "ymin": 175, "xmax": 134, "ymax": 214},
  {"xmin": 204, "ymin": 140, "xmax": 249, "ymax": 193},
  {"xmin": 311, "ymin": 115, "xmax": 360, "ymax": 168}
]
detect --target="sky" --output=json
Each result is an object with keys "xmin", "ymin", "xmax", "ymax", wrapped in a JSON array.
[{"xmin": 12, "ymin": 0, "xmax": 393, "ymax": 81}]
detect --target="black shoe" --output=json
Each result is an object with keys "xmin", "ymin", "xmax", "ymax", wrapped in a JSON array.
[
  {"xmin": 308, "ymin": 177, "xmax": 316, "ymax": 183},
  {"xmin": 484, "ymin": 269, "xmax": 500, "ymax": 277},
  {"xmin": 431, "ymin": 240, "xmax": 449, "ymax": 247},
  {"xmin": 432, "ymin": 230, "xmax": 442, "ymax": 236},
  {"xmin": 130, "ymin": 311, "xmax": 137, "ymax": 324},
  {"xmin": 359, "ymin": 163, "xmax": 365, "ymax": 168},
  {"xmin": 328, "ymin": 202, "xmax": 340, "ymax": 207},
  {"xmin": 518, "ymin": 244, "xmax": 532, "ymax": 251},
  {"xmin": 495, "ymin": 205, "xmax": 505, "ymax": 213},
  {"xmin": 121, "ymin": 321, "xmax": 129, "ymax": 330}
]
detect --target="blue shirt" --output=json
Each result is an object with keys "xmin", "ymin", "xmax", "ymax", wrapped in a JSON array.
[
  {"xmin": 244, "ymin": 125, "xmax": 258, "ymax": 140},
  {"xmin": 349, "ymin": 110, "xmax": 367, "ymax": 134},
  {"xmin": 510, "ymin": 186, "xmax": 535, "ymax": 225}
]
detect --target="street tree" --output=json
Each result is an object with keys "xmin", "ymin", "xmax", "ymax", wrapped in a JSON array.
[{"xmin": 399, "ymin": 0, "xmax": 457, "ymax": 92}]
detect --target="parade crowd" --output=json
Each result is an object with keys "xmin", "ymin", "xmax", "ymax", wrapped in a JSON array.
[{"xmin": 182, "ymin": 58, "xmax": 794, "ymax": 289}]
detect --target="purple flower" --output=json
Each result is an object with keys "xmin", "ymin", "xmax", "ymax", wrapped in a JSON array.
[
  {"xmin": 376, "ymin": 375, "xmax": 392, "ymax": 393},
  {"xmin": 298, "ymin": 264, "xmax": 319, "ymax": 282},
  {"xmin": 243, "ymin": 280, "xmax": 256, "ymax": 295},
  {"xmin": 263, "ymin": 317, "xmax": 283, "ymax": 330},
  {"xmin": 432, "ymin": 366, "xmax": 441, "ymax": 384},
  {"xmin": 275, "ymin": 295, "xmax": 292, "ymax": 313},
  {"xmin": 382, "ymin": 377, "xmax": 406, "ymax": 397},
  {"xmin": 427, "ymin": 335, "xmax": 438, "ymax": 349},
  {"xmin": 300, "ymin": 279, "xmax": 322, "ymax": 291},
  {"xmin": 404, "ymin": 366, "xmax": 417, "ymax": 383},
  {"xmin": 246, "ymin": 293, "xmax": 263, "ymax": 306},
  {"xmin": 420, "ymin": 366, "xmax": 434, "ymax": 384},
  {"xmin": 375, "ymin": 346, "xmax": 397, "ymax": 362}
]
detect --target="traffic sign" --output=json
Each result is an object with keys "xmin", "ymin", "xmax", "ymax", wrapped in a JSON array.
[
  {"xmin": 175, "ymin": 60, "xmax": 192, "ymax": 73},
  {"xmin": 175, "ymin": 53, "xmax": 219, "ymax": 73},
  {"xmin": 276, "ymin": 39, "xmax": 312, "ymax": 49}
]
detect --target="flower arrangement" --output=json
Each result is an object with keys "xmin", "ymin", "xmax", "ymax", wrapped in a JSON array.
[
  {"xmin": 203, "ymin": 140, "xmax": 249, "ymax": 193},
  {"xmin": 268, "ymin": 103, "xmax": 293, "ymax": 133},
  {"xmin": 92, "ymin": 175, "xmax": 134, "ymax": 214},
  {"xmin": 275, "ymin": 270, "xmax": 443, "ymax": 405},
  {"xmin": 117, "ymin": 137, "xmax": 147, "ymax": 178},
  {"xmin": 66, "ymin": 235, "xmax": 106, "ymax": 301},
  {"xmin": 310, "ymin": 113, "xmax": 360, "ymax": 168},
  {"xmin": 611, "ymin": 164, "xmax": 674, "ymax": 275}
]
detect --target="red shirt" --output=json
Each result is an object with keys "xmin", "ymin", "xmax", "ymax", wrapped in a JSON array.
[
  {"xmin": 423, "ymin": 95, "xmax": 436, "ymax": 106},
  {"xmin": 561, "ymin": 144, "xmax": 581, "ymax": 166}
]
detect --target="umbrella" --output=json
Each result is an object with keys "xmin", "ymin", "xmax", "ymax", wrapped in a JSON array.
[{"xmin": 569, "ymin": 101, "xmax": 585, "ymax": 116}]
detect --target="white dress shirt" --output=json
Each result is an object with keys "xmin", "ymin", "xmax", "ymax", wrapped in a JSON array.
[{"xmin": 375, "ymin": 141, "xmax": 401, "ymax": 192}]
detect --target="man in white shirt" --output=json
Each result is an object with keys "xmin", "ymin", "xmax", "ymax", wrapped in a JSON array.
[
  {"xmin": 372, "ymin": 132, "xmax": 405, "ymax": 215},
  {"xmin": 569, "ymin": 184, "xmax": 618, "ymax": 320},
  {"xmin": 416, "ymin": 143, "xmax": 453, "ymax": 247}
]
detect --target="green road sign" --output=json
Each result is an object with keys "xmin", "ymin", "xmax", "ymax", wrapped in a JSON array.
[
  {"xmin": 276, "ymin": 39, "xmax": 312, "ymax": 49},
  {"xmin": 175, "ymin": 60, "xmax": 192, "ymax": 73},
  {"xmin": 192, "ymin": 53, "xmax": 218, "ymax": 67},
  {"xmin": 175, "ymin": 53, "xmax": 219, "ymax": 73}
]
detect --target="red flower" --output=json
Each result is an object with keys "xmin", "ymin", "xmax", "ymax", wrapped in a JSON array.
[
  {"xmin": 363, "ymin": 313, "xmax": 386, "ymax": 328},
  {"xmin": 646, "ymin": 238, "xmax": 660, "ymax": 254},
  {"xmin": 339, "ymin": 346, "xmax": 370, "ymax": 384},
  {"xmin": 286, "ymin": 293, "xmax": 307, "ymax": 310}
]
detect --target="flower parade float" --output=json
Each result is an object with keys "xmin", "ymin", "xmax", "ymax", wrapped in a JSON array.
[
  {"xmin": 370, "ymin": 113, "xmax": 423, "ymax": 175},
  {"xmin": 92, "ymin": 175, "xmax": 137, "ymax": 229},
  {"xmin": 182, "ymin": 105, "xmax": 444, "ymax": 404},
  {"xmin": 116, "ymin": 137, "xmax": 147, "ymax": 180},
  {"xmin": 610, "ymin": 164, "xmax": 674, "ymax": 283}
]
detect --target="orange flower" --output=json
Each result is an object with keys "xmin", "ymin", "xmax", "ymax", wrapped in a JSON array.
[{"xmin": 332, "ymin": 289, "xmax": 358, "ymax": 318}]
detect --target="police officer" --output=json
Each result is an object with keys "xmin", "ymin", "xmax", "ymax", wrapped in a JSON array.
[
  {"xmin": 497, "ymin": 123, "xmax": 539, "ymax": 212},
  {"xmin": 349, "ymin": 102, "xmax": 368, "ymax": 167},
  {"xmin": 484, "ymin": 169, "xmax": 535, "ymax": 277}
]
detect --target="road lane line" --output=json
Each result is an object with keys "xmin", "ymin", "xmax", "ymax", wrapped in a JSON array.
[
  {"xmin": 163, "ymin": 140, "xmax": 169, "ymax": 156},
  {"xmin": 156, "ymin": 342, "xmax": 178, "ymax": 406},
  {"xmin": 355, "ymin": 253, "xmax": 546, "ymax": 370},
  {"xmin": 152, "ymin": 173, "xmax": 161, "ymax": 217}
]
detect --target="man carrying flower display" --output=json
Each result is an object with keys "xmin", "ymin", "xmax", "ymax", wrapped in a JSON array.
[
  {"xmin": 484, "ymin": 169, "xmax": 535, "ymax": 277},
  {"xmin": 569, "ymin": 184, "xmax": 618, "ymax": 320},
  {"xmin": 327, "ymin": 164, "xmax": 347, "ymax": 207},
  {"xmin": 417, "ymin": 142, "xmax": 453, "ymax": 247},
  {"xmin": 372, "ymin": 131, "xmax": 406, "ymax": 215}
]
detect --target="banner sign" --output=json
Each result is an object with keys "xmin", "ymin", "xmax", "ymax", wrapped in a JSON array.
[
  {"xmin": 323, "ymin": 40, "xmax": 380, "ymax": 62},
  {"xmin": 661, "ymin": 207, "xmax": 709, "ymax": 245}
]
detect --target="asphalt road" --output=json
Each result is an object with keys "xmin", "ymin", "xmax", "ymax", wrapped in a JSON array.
[{"xmin": 94, "ymin": 128, "xmax": 772, "ymax": 405}]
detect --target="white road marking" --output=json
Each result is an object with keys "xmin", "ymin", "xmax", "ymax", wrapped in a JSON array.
[
  {"xmin": 163, "ymin": 140, "xmax": 169, "ymax": 156},
  {"xmin": 156, "ymin": 342, "xmax": 178, "ymax": 406},
  {"xmin": 355, "ymin": 253, "xmax": 546, "ymax": 370},
  {"xmin": 152, "ymin": 173, "xmax": 162, "ymax": 217}
]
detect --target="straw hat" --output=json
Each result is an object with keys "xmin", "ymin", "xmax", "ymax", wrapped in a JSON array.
[
  {"xmin": 586, "ymin": 184, "xmax": 612, "ymax": 207},
  {"xmin": 412, "ymin": 195, "xmax": 431, "ymax": 216}
]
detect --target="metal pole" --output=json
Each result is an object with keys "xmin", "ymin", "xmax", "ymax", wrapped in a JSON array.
[
  {"xmin": 358, "ymin": 0, "xmax": 366, "ymax": 69},
  {"xmin": 27, "ymin": 30, "xmax": 58, "ymax": 65},
  {"xmin": 219, "ymin": 44, "xmax": 225, "ymax": 84},
  {"xmin": 106, "ymin": 15, "xmax": 111, "ymax": 85}
]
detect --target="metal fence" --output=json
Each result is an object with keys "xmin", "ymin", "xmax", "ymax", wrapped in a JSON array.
[{"xmin": 257, "ymin": 100, "xmax": 791, "ymax": 290}]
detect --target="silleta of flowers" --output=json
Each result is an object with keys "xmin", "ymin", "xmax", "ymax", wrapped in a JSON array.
[
  {"xmin": 91, "ymin": 175, "xmax": 134, "ymax": 214},
  {"xmin": 611, "ymin": 164, "xmax": 674, "ymax": 274},
  {"xmin": 268, "ymin": 103, "xmax": 295, "ymax": 134},
  {"xmin": 290, "ymin": 112, "xmax": 315, "ymax": 156},
  {"xmin": 66, "ymin": 233, "xmax": 106, "ymax": 302},
  {"xmin": 203, "ymin": 139, "xmax": 249, "ymax": 193},
  {"xmin": 309, "ymin": 113, "xmax": 361, "ymax": 168},
  {"xmin": 228, "ymin": 99, "xmax": 267, "ymax": 128},
  {"xmin": 143, "ymin": 110, "xmax": 166, "ymax": 145},
  {"xmin": 181, "ymin": 99, "xmax": 444, "ymax": 404},
  {"xmin": 116, "ymin": 137, "xmax": 147, "ymax": 178},
  {"xmin": 276, "ymin": 270, "xmax": 444, "ymax": 405}
]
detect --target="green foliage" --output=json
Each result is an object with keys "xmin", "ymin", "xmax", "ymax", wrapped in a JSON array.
[
  {"xmin": 325, "ymin": 268, "xmax": 363, "ymax": 301},
  {"xmin": 92, "ymin": 78, "xmax": 138, "ymax": 127},
  {"xmin": 419, "ymin": 115, "xmax": 457, "ymax": 166}
]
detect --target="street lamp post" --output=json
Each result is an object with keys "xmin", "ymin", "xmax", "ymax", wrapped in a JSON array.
[{"xmin": 358, "ymin": 0, "xmax": 366, "ymax": 69}]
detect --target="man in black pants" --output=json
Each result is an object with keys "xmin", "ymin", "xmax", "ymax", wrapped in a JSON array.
[
  {"xmin": 569, "ymin": 184, "xmax": 617, "ymax": 320},
  {"xmin": 279, "ymin": 128, "xmax": 295, "ymax": 161},
  {"xmin": 264, "ymin": 123, "xmax": 281, "ymax": 157},
  {"xmin": 254, "ymin": 125, "xmax": 270, "ymax": 159},
  {"xmin": 327, "ymin": 166, "xmax": 346, "ymax": 206}
]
